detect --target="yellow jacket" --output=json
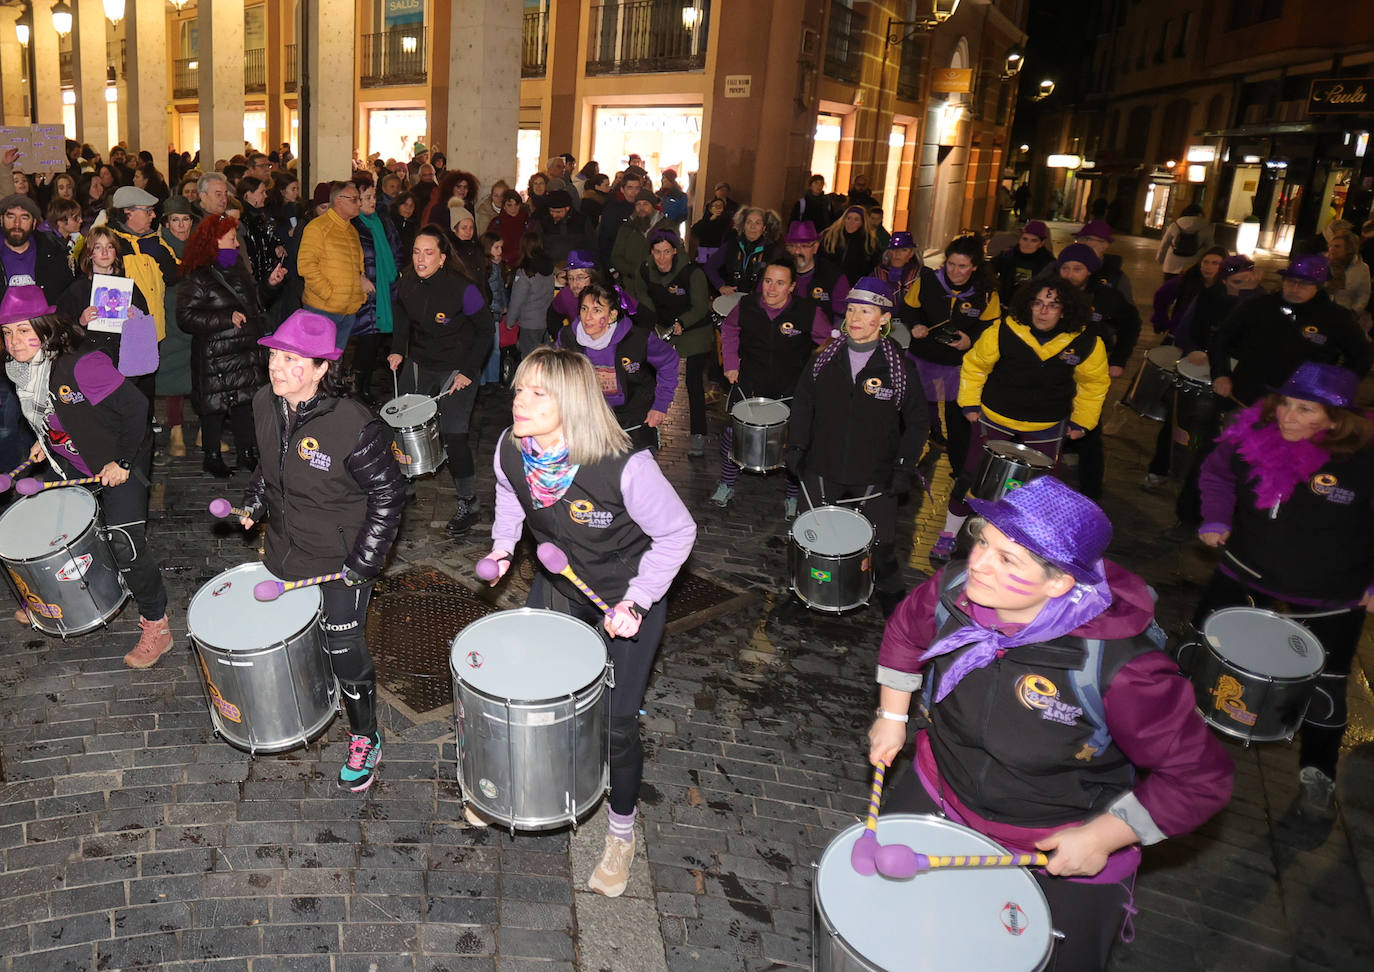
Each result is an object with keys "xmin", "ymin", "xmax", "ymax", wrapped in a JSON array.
[
  {"xmin": 297, "ymin": 208, "xmax": 364, "ymax": 315},
  {"xmin": 957, "ymin": 316, "xmax": 1110, "ymax": 432}
]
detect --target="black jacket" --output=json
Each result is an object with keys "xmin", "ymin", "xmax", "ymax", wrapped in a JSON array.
[
  {"xmin": 243, "ymin": 386, "xmax": 404, "ymax": 581},
  {"xmin": 0, "ymin": 231, "xmax": 76, "ymax": 303},
  {"xmin": 177, "ymin": 261, "xmax": 271, "ymax": 414},
  {"xmin": 535, "ymin": 208, "xmax": 590, "ymax": 267},
  {"xmin": 238, "ymin": 205, "xmax": 284, "ymax": 289},
  {"xmin": 392, "ymin": 268, "xmax": 494, "ymax": 377},
  {"xmin": 1084, "ymin": 279, "xmax": 1142, "ymax": 368},
  {"xmin": 991, "ymin": 246, "xmax": 1055, "ymax": 305}
]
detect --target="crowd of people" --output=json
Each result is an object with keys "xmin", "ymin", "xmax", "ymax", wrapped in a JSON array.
[{"xmin": 2, "ymin": 136, "xmax": 1373, "ymax": 965}]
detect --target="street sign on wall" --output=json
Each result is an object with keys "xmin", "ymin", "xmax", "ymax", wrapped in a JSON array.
[
  {"xmin": 931, "ymin": 68, "xmax": 973, "ymax": 94},
  {"xmin": 1307, "ymin": 78, "xmax": 1373, "ymax": 114}
]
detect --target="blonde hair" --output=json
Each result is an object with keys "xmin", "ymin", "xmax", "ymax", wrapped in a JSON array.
[
  {"xmin": 510, "ymin": 347, "xmax": 631, "ymax": 465},
  {"xmin": 820, "ymin": 205, "xmax": 880, "ymax": 257}
]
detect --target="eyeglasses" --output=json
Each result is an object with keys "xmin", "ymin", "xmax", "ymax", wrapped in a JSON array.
[
  {"xmin": 337, "ymin": 194, "xmax": 360, "ymax": 203},
  {"xmin": 1031, "ymin": 300, "xmax": 1062, "ymax": 310}
]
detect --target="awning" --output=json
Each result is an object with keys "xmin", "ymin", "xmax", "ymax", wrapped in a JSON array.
[{"xmin": 1194, "ymin": 121, "xmax": 1356, "ymax": 139}]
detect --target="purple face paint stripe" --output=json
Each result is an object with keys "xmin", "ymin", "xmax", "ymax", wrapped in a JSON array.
[{"xmin": 1004, "ymin": 572, "xmax": 1037, "ymax": 595}]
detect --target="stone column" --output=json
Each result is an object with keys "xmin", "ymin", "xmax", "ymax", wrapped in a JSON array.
[
  {"xmin": 199, "ymin": 0, "xmax": 245, "ymax": 167},
  {"xmin": 0, "ymin": 8, "xmax": 27, "ymax": 125},
  {"xmin": 446, "ymin": 0, "xmax": 520, "ymax": 193},
  {"xmin": 72, "ymin": 0, "xmax": 108, "ymax": 153},
  {"xmin": 126, "ymin": 0, "xmax": 168, "ymax": 157},
  {"xmin": 264, "ymin": 0, "xmax": 283, "ymax": 152},
  {"xmin": 300, "ymin": 0, "xmax": 355, "ymax": 186},
  {"xmin": 30, "ymin": 2, "xmax": 62, "ymax": 125}
]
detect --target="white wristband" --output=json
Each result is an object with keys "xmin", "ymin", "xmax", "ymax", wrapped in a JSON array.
[{"xmin": 876, "ymin": 708, "xmax": 909, "ymax": 724}]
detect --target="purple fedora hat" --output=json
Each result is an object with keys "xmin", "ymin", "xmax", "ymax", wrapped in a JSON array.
[
  {"xmin": 784, "ymin": 221, "xmax": 819, "ymax": 245},
  {"xmin": 1278, "ymin": 361, "xmax": 1359, "ymax": 410},
  {"xmin": 1279, "ymin": 253, "xmax": 1330, "ymax": 284},
  {"xmin": 967, "ymin": 476, "xmax": 1112, "ymax": 584},
  {"xmin": 0, "ymin": 285, "xmax": 56, "ymax": 327},
  {"xmin": 566, "ymin": 250, "xmax": 597, "ymax": 271},
  {"xmin": 258, "ymin": 310, "xmax": 343, "ymax": 361}
]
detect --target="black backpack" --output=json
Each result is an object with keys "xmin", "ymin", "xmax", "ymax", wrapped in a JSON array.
[{"xmin": 1172, "ymin": 226, "xmax": 1201, "ymax": 257}]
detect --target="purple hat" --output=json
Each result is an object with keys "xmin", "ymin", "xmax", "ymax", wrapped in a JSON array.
[
  {"xmin": 1278, "ymin": 362, "xmax": 1358, "ymax": 410},
  {"xmin": 1279, "ymin": 253, "xmax": 1330, "ymax": 284},
  {"xmin": 0, "ymin": 285, "xmax": 55, "ymax": 326},
  {"xmin": 1056, "ymin": 242, "xmax": 1102, "ymax": 274},
  {"xmin": 566, "ymin": 250, "xmax": 597, "ymax": 271},
  {"xmin": 968, "ymin": 476, "xmax": 1112, "ymax": 585},
  {"xmin": 784, "ymin": 221, "xmax": 819, "ymax": 244},
  {"xmin": 1023, "ymin": 220, "xmax": 1050, "ymax": 239},
  {"xmin": 846, "ymin": 276, "xmax": 894, "ymax": 309},
  {"xmin": 258, "ymin": 310, "xmax": 342, "ymax": 361},
  {"xmin": 888, "ymin": 231, "xmax": 915, "ymax": 250},
  {"xmin": 1220, "ymin": 255, "xmax": 1256, "ymax": 277},
  {"xmin": 1074, "ymin": 220, "xmax": 1114, "ymax": 242}
]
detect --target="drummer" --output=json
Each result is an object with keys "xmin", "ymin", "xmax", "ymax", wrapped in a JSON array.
[
  {"xmin": 870, "ymin": 476, "xmax": 1233, "ymax": 969},
  {"xmin": 241, "ymin": 310, "xmax": 405, "ymax": 792},
  {"xmin": 929, "ymin": 276, "xmax": 1109, "ymax": 562},
  {"xmin": 1196, "ymin": 362, "xmax": 1374, "ymax": 823},
  {"xmin": 547, "ymin": 250, "xmax": 601, "ymax": 344},
  {"xmin": 483, "ymin": 347, "xmax": 696, "ymax": 897},
  {"xmin": 711, "ymin": 255, "xmax": 832, "ymax": 518},
  {"xmin": 786, "ymin": 277, "xmax": 927, "ymax": 616},
  {"xmin": 0, "ymin": 285, "xmax": 173, "ymax": 669}
]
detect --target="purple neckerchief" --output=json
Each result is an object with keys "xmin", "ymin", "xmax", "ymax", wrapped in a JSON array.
[
  {"xmin": 920, "ymin": 573, "xmax": 1114, "ymax": 702},
  {"xmin": 935, "ymin": 266, "xmax": 976, "ymax": 300}
]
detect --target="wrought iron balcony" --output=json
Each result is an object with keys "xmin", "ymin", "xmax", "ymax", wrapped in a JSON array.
[
  {"xmin": 586, "ymin": 0, "xmax": 709, "ymax": 76},
  {"xmin": 522, "ymin": 8, "xmax": 548, "ymax": 78},
  {"xmin": 360, "ymin": 27, "xmax": 428, "ymax": 88},
  {"xmin": 245, "ymin": 48, "xmax": 265, "ymax": 93},
  {"xmin": 173, "ymin": 57, "xmax": 198, "ymax": 99}
]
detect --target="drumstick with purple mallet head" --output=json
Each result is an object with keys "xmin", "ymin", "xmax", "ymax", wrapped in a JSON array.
[
  {"xmin": 15, "ymin": 475, "xmax": 102, "ymax": 495},
  {"xmin": 874, "ymin": 843, "xmax": 1049, "ymax": 879},
  {"xmin": 475, "ymin": 554, "xmax": 511, "ymax": 582},
  {"xmin": 850, "ymin": 759, "xmax": 887, "ymax": 875},
  {"xmin": 0, "ymin": 458, "xmax": 37, "ymax": 493},
  {"xmin": 208, "ymin": 498, "xmax": 253, "ymax": 519},
  {"xmin": 253, "ymin": 571, "xmax": 347, "ymax": 601},
  {"xmin": 535, "ymin": 542, "xmax": 613, "ymax": 615}
]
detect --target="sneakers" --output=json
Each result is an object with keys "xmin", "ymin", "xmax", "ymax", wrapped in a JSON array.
[
  {"xmin": 1298, "ymin": 766, "xmax": 1336, "ymax": 819},
  {"xmin": 687, "ymin": 434, "xmax": 706, "ymax": 457},
  {"xmin": 446, "ymin": 496, "xmax": 481, "ymax": 536},
  {"xmin": 1140, "ymin": 473, "xmax": 1168, "ymax": 492},
  {"xmin": 587, "ymin": 833, "xmax": 635, "ymax": 897},
  {"xmin": 338, "ymin": 732, "xmax": 382, "ymax": 791},
  {"xmin": 124, "ymin": 615, "xmax": 174, "ymax": 669},
  {"xmin": 930, "ymin": 532, "xmax": 957, "ymax": 564},
  {"xmin": 783, "ymin": 496, "xmax": 798, "ymax": 520},
  {"xmin": 710, "ymin": 481, "xmax": 735, "ymax": 507}
]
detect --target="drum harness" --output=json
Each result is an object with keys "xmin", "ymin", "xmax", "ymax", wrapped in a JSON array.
[{"xmin": 1220, "ymin": 547, "xmax": 1353, "ymax": 620}]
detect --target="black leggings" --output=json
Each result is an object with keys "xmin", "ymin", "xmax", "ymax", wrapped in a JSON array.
[
  {"xmin": 528, "ymin": 572, "xmax": 666, "ymax": 814},
  {"xmin": 319, "ymin": 581, "xmax": 377, "ymax": 735},
  {"xmin": 94, "ymin": 445, "xmax": 168, "ymax": 621},
  {"xmin": 685, "ymin": 353, "xmax": 710, "ymax": 436},
  {"xmin": 200, "ymin": 405, "xmax": 256, "ymax": 458}
]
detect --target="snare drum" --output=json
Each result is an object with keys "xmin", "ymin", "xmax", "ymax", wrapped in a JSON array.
[
  {"xmin": 451, "ymin": 609, "xmax": 611, "ymax": 831},
  {"xmin": 971, "ymin": 441, "xmax": 1054, "ymax": 502},
  {"xmin": 1172, "ymin": 357, "xmax": 1222, "ymax": 449},
  {"xmin": 1177, "ymin": 607, "xmax": 1326, "ymax": 744},
  {"xmin": 814, "ymin": 814, "xmax": 1054, "ymax": 971},
  {"xmin": 729, "ymin": 397, "xmax": 790, "ymax": 472},
  {"xmin": 0, "ymin": 487, "xmax": 129, "ymax": 636},
  {"xmin": 188, "ymin": 562, "xmax": 336, "ymax": 754},
  {"xmin": 789, "ymin": 506, "xmax": 874, "ymax": 613},
  {"xmin": 382, "ymin": 394, "xmax": 447, "ymax": 477},
  {"xmin": 1122, "ymin": 346, "xmax": 1182, "ymax": 421}
]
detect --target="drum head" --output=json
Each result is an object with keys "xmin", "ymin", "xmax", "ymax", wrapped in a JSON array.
[
  {"xmin": 0, "ymin": 487, "xmax": 98, "ymax": 560},
  {"xmin": 1202, "ymin": 607, "xmax": 1325, "ymax": 678},
  {"xmin": 382, "ymin": 394, "xmax": 437, "ymax": 428},
  {"xmin": 792, "ymin": 507, "xmax": 873, "ymax": 555},
  {"xmin": 451, "ymin": 608, "xmax": 606, "ymax": 701},
  {"xmin": 1175, "ymin": 357, "xmax": 1211, "ymax": 383},
  {"xmin": 188, "ymin": 562, "xmax": 322, "ymax": 652},
  {"xmin": 1146, "ymin": 345, "xmax": 1183, "ymax": 367},
  {"xmin": 712, "ymin": 292, "xmax": 744, "ymax": 317},
  {"xmin": 983, "ymin": 440, "xmax": 1054, "ymax": 470},
  {"xmin": 817, "ymin": 814, "xmax": 1052, "ymax": 971},
  {"xmin": 731, "ymin": 397, "xmax": 790, "ymax": 426}
]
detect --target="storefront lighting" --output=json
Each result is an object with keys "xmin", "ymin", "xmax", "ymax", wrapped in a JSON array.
[
  {"xmin": 1143, "ymin": 185, "xmax": 1155, "ymax": 214},
  {"xmin": 1019, "ymin": 143, "xmax": 1029, "ymax": 152},
  {"xmin": 681, "ymin": 3, "xmax": 700, "ymax": 30},
  {"xmin": 1164, "ymin": 159, "xmax": 1176, "ymax": 169},
  {"xmin": 888, "ymin": 130, "xmax": 906, "ymax": 148},
  {"xmin": 1357, "ymin": 133, "xmax": 1369, "ymax": 158},
  {"xmin": 937, "ymin": 103, "xmax": 964, "ymax": 145},
  {"xmin": 103, "ymin": 0, "xmax": 125, "ymax": 25},
  {"xmin": 62, "ymin": 89, "xmax": 75, "ymax": 105},
  {"xmin": 401, "ymin": 35, "xmax": 418, "ymax": 54},
  {"xmin": 1265, "ymin": 160, "xmax": 1288, "ymax": 169},
  {"xmin": 1187, "ymin": 164, "xmax": 1206, "ymax": 183},
  {"xmin": 1186, "ymin": 145, "xmax": 1216, "ymax": 163},
  {"xmin": 51, "ymin": 0, "xmax": 72, "ymax": 37},
  {"xmin": 1236, "ymin": 218, "xmax": 1260, "ymax": 257},
  {"xmin": 188, "ymin": 60, "xmax": 198, "ymax": 71},
  {"xmin": 1242, "ymin": 155, "xmax": 1261, "ymax": 164},
  {"xmin": 1081, "ymin": 160, "xmax": 1095, "ymax": 168},
  {"xmin": 104, "ymin": 85, "xmax": 117, "ymax": 103},
  {"xmin": 1046, "ymin": 154, "xmax": 1082, "ymax": 169}
]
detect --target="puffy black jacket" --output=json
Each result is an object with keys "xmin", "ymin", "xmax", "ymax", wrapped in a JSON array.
[
  {"xmin": 238, "ymin": 206, "xmax": 284, "ymax": 289},
  {"xmin": 177, "ymin": 261, "xmax": 270, "ymax": 414}
]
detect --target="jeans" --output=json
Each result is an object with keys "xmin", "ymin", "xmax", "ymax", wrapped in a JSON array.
[{"xmin": 303, "ymin": 305, "xmax": 358, "ymax": 351}]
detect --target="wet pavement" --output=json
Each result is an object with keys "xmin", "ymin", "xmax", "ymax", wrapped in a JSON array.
[{"xmin": 0, "ymin": 227, "xmax": 1372, "ymax": 970}]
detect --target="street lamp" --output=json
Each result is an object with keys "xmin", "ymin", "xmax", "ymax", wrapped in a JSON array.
[
  {"xmin": 1001, "ymin": 46, "xmax": 1024, "ymax": 81},
  {"xmin": 885, "ymin": 0, "xmax": 961, "ymax": 45},
  {"xmin": 167, "ymin": 0, "xmax": 190, "ymax": 10},
  {"xmin": 15, "ymin": 8, "xmax": 31, "ymax": 46},
  {"xmin": 103, "ymin": 0, "xmax": 125, "ymax": 25},
  {"xmin": 51, "ymin": 0, "xmax": 72, "ymax": 37},
  {"xmin": 681, "ymin": 2, "xmax": 700, "ymax": 30},
  {"xmin": 1032, "ymin": 79, "xmax": 1055, "ymax": 102}
]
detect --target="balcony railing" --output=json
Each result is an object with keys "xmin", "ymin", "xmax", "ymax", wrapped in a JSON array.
[
  {"xmin": 823, "ymin": 3, "xmax": 866, "ymax": 84},
  {"xmin": 285, "ymin": 45, "xmax": 297, "ymax": 92},
  {"xmin": 586, "ymin": 0, "xmax": 709, "ymax": 76},
  {"xmin": 359, "ymin": 27, "xmax": 428, "ymax": 88},
  {"xmin": 245, "ymin": 48, "xmax": 265, "ymax": 93},
  {"xmin": 522, "ymin": 8, "xmax": 548, "ymax": 78},
  {"xmin": 173, "ymin": 57, "xmax": 199, "ymax": 99}
]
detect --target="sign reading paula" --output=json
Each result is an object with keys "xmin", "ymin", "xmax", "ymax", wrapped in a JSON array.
[{"xmin": 1307, "ymin": 78, "xmax": 1373, "ymax": 114}]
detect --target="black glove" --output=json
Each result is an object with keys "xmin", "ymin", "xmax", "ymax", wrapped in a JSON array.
[
  {"xmin": 889, "ymin": 466, "xmax": 914, "ymax": 497},
  {"xmin": 784, "ymin": 447, "xmax": 806, "ymax": 478},
  {"xmin": 342, "ymin": 565, "xmax": 371, "ymax": 587},
  {"xmin": 243, "ymin": 503, "xmax": 268, "ymax": 524}
]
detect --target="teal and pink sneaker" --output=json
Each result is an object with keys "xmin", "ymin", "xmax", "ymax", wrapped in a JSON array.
[{"xmin": 338, "ymin": 732, "xmax": 382, "ymax": 792}]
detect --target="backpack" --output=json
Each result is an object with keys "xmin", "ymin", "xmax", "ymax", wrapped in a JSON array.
[{"xmin": 1171, "ymin": 226, "xmax": 1201, "ymax": 258}]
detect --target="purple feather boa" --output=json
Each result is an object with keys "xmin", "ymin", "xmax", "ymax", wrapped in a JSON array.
[{"xmin": 1218, "ymin": 404, "xmax": 1331, "ymax": 510}]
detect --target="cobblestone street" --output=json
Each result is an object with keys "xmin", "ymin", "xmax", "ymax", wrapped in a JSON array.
[{"xmin": 1, "ymin": 229, "xmax": 1373, "ymax": 970}]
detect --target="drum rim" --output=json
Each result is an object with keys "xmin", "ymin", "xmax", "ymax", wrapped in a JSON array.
[
  {"xmin": 455, "ymin": 662, "xmax": 611, "ymax": 706},
  {"xmin": 0, "ymin": 516, "xmax": 102, "ymax": 564},
  {"xmin": 730, "ymin": 396, "xmax": 791, "ymax": 425},
  {"xmin": 1145, "ymin": 345, "xmax": 1183, "ymax": 365},
  {"xmin": 790, "ymin": 505, "xmax": 875, "ymax": 555},
  {"xmin": 449, "ymin": 607, "xmax": 609, "ymax": 701},
  {"xmin": 982, "ymin": 440, "xmax": 1054, "ymax": 469},
  {"xmin": 1194, "ymin": 606, "xmax": 1326, "ymax": 679},
  {"xmin": 0, "ymin": 488, "xmax": 100, "ymax": 561},
  {"xmin": 187, "ymin": 562, "xmax": 324, "ymax": 652}
]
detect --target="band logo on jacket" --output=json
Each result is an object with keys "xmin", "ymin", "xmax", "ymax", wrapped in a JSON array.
[
  {"xmin": 619, "ymin": 356, "xmax": 641, "ymax": 374},
  {"xmin": 1057, "ymin": 351, "xmax": 1082, "ymax": 365},
  {"xmin": 667, "ymin": 285, "xmax": 687, "ymax": 297},
  {"xmin": 863, "ymin": 377, "xmax": 895, "ymax": 401},
  {"xmin": 958, "ymin": 300, "xmax": 980, "ymax": 318},
  {"xmin": 810, "ymin": 285, "xmax": 831, "ymax": 303},
  {"xmin": 778, "ymin": 320, "xmax": 802, "ymax": 337},
  {"xmin": 1015, "ymin": 673, "xmax": 1083, "ymax": 727},
  {"xmin": 1310, "ymin": 472, "xmax": 1355, "ymax": 504},
  {"xmin": 435, "ymin": 312, "xmax": 450, "ymax": 325},
  {"xmin": 1302, "ymin": 325, "xmax": 1327, "ymax": 345},
  {"xmin": 56, "ymin": 384, "xmax": 86, "ymax": 406},
  {"xmin": 297, "ymin": 436, "xmax": 333, "ymax": 471},
  {"xmin": 568, "ymin": 498, "xmax": 614, "ymax": 529}
]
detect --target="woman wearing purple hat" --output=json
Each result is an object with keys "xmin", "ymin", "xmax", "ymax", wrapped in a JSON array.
[
  {"xmin": 871, "ymin": 476, "xmax": 1233, "ymax": 968},
  {"xmin": 872, "ymin": 231, "xmax": 920, "ymax": 306},
  {"xmin": 1196, "ymin": 361, "xmax": 1374, "ymax": 821},
  {"xmin": 240, "ymin": 310, "xmax": 406, "ymax": 792},
  {"xmin": 990, "ymin": 220, "xmax": 1055, "ymax": 306},
  {"xmin": 547, "ymin": 249, "xmax": 601, "ymax": 344},
  {"xmin": 0, "ymin": 285, "xmax": 174, "ymax": 669}
]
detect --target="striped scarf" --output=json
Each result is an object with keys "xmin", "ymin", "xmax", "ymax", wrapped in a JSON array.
[{"xmin": 811, "ymin": 335, "xmax": 908, "ymax": 406}]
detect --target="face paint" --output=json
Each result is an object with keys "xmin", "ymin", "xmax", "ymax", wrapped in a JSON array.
[
  {"xmin": 27, "ymin": 338, "xmax": 39, "ymax": 347},
  {"xmin": 290, "ymin": 365, "xmax": 304, "ymax": 379},
  {"xmin": 1003, "ymin": 573, "xmax": 1037, "ymax": 595}
]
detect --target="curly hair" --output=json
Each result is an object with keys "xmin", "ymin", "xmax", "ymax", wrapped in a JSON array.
[
  {"xmin": 731, "ymin": 206, "xmax": 781, "ymax": 244},
  {"xmin": 1008, "ymin": 275, "xmax": 1092, "ymax": 334},
  {"xmin": 944, "ymin": 234, "xmax": 994, "ymax": 294},
  {"xmin": 180, "ymin": 214, "xmax": 240, "ymax": 276}
]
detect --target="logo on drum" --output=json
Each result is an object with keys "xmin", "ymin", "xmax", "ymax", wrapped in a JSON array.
[
  {"xmin": 1015, "ymin": 673, "xmax": 1084, "ymax": 727},
  {"xmin": 809, "ymin": 568, "xmax": 832, "ymax": 583},
  {"xmin": 47, "ymin": 533, "xmax": 68, "ymax": 547},
  {"xmin": 55, "ymin": 554, "xmax": 92, "ymax": 582},
  {"xmin": 466, "ymin": 651, "xmax": 483, "ymax": 669},
  {"xmin": 10, "ymin": 573, "xmax": 62, "ymax": 619},
  {"xmin": 390, "ymin": 442, "xmax": 413, "ymax": 465},
  {"xmin": 620, "ymin": 356, "xmax": 641, "ymax": 374},
  {"xmin": 297, "ymin": 436, "xmax": 333, "ymax": 472},
  {"xmin": 197, "ymin": 654, "xmax": 242, "ymax": 724},
  {"xmin": 211, "ymin": 581, "xmax": 232, "ymax": 597},
  {"xmin": 1209, "ymin": 674, "xmax": 1258, "ymax": 727},
  {"xmin": 1001, "ymin": 902, "xmax": 1030, "ymax": 936},
  {"xmin": 568, "ymin": 499, "xmax": 614, "ymax": 529},
  {"xmin": 479, "ymin": 778, "xmax": 498, "ymax": 799},
  {"xmin": 56, "ymin": 384, "xmax": 86, "ymax": 405},
  {"xmin": 1004, "ymin": 478, "xmax": 1025, "ymax": 492},
  {"xmin": 1288, "ymin": 635, "xmax": 1310, "ymax": 657}
]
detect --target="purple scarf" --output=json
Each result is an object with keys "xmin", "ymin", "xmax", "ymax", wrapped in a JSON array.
[
  {"xmin": 519, "ymin": 436, "xmax": 578, "ymax": 509},
  {"xmin": 920, "ymin": 573, "xmax": 1114, "ymax": 702},
  {"xmin": 1218, "ymin": 404, "xmax": 1332, "ymax": 510}
]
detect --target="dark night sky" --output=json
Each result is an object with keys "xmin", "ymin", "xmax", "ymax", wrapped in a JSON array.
[{"xmin": 1010, "ymin": 0, "xmax": 1100, "ymax": 146}]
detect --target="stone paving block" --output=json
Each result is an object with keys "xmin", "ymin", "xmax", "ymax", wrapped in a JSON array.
[
  {"xmin": 498, "ymin": 925, "xmax": 578, "ymax": 961},
  {"xmin": 113, "ymin": 899, "xmax": 191, "ymax": 936},
  {"xmin": 416, "ymin": 958, "xmax": 496, "ymax": 972},
  {"xmin": 338, "ymin": 956, "xmax": 419, "ymax": 972},
  {"xmin": 10, "ymin": 943, "xmax": 96, "ymax": 972},
  {"xmin": 249, "ymin": 957, "xmax": 335, "ymax": 972},
  {"xmin": 499, "ymin": 872, "xmax": 574, "ymax": 904},
  {"xmin": 418, "ymin": 922, "xmax": 497, "ymax": 956},
  {"xmin": 95, "ymin": 930, "xmax": 181, "ymax": 969},
  {"xmin": 664, "ymin": 943, "xmax": 747, "ymax": 972},
  {"xmin": 180, "ymin": 924, "xmax": 265, "ymax": 960}
]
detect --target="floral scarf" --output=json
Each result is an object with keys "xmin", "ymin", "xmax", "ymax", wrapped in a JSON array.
[{"xmin": 520, "ymin": 435, "xmax": 578, "ymax": 509}]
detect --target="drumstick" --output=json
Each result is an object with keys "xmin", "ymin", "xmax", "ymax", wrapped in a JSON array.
[
  {"xmin": 15, "ymin": 475, "xmax": 101, "ymax": 496},
  {"xmin": 0, "ymin": 458, "xmax": 36, "ymax": 493},
  {"xmin": 208, "ymin": 498, "xmax": 252, "ymax": 519},
  {"xmin": 535, "ymin": 542, "xmax": 613, "ymax": 615},
  {"xmin": 475, "ymin": 555, "xmax": 509, "ymax": 581},
  {"xmin": 874, "ymin": 843, "xmax": 1049, "ymax": 879},
  {"xmin": 253, "ymin": 571, "xmax": 346, "ymax": 601},
  {"xmin": 850, "ymin": 760, "xmax": 887, "ymax": 875}
]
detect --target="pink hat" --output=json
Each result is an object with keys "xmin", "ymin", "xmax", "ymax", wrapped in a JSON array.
[
  {"xmin": 258, "ymin": 310, "xmax": 342, "ymax": 361},
  {"xmin": 0, "ymin": 285, "xmax": 56, "ymax": 326}
]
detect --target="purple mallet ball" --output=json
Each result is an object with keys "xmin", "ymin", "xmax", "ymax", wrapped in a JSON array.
[
  {"xmin": 850, "ymin": 832, "xmax": 879, "ymax": 876},
  {"xmin": 874, "ymin": 843, "xmax": 922, "ymax": 880},
  {"xmin": 253, "ymin": 580, "xmax": 283, "ymax": 601},
  {"xmin": 0, "ymin": 474, "xmax": 11, "ymax": 493},
  {"xmin": 15, "ymin": 477, "xmax": 42, "ymax": 496},
  {"xmin": 208, "ymin": 498, "xmax": 232, "ymax": 518},
  {"xmin": 535, "ymin": 542, "xmax": 569, "ymax": 574},
  {"xmin": 475, "ymin": 558, "xmax": 501, "ymax": 581}
]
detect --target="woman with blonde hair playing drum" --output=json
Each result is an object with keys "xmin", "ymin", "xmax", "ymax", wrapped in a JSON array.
[{"xmin": 481, "ymin": 347, "xmax": 696, "ymax": 898}]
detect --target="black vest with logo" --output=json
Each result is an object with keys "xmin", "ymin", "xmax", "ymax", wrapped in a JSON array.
[
  {"xmin": 562, "ymin": 324, "xmax": 656, "ymax": 426},
  {"xmin": 981, "ymin": 324, "xmax": 1101, "ymax": 425},
  {"xmin": 796, "ymin": 259, "xmax": 846, "ymax": 320},
  {"xmin": 736, "ymin": 294, "xmax": 819, "ymax": 400},
  {"xmin": 804, "ymin": 343, "xmax": 908, "ymax": 486},
  {"xmin": 47, "ymin": 350, "xmax": 145, "ymax": 474},
  {"xmin": 640, "ymin": 261, "xmax": 700, "ymax": 326},
  {"xmin": 498, "ymin": 435, "xmax": 651, "ymax": 604}
]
